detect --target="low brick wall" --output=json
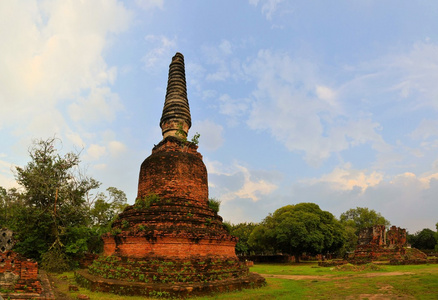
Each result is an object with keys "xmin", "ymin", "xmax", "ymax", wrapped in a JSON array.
[{"xmin": 76, "ymin": 269, "xmax": 265, "ymax": 298}]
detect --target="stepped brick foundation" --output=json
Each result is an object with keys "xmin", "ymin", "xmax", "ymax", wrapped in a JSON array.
[{"xmin": 76, "ymin": 53, "xmax": 265, "ymax": 297}]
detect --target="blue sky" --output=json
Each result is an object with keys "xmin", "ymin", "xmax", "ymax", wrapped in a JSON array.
[{"xmin": 1, "ymin": 0, "xmax": 438, "ymax": 233}]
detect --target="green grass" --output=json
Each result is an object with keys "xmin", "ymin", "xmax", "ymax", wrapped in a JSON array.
[
  {"xmin": 192, "ymin": 278, "xmax": 306, "ymax": 300},
  {"xmin": 52, "ymin": 262, "xmax": 438, "ymax": 299}
]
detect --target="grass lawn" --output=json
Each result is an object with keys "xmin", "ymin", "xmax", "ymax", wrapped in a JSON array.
[{"xmin": 51, "ymin": 262, "xmax": 438, "ymax": 299}]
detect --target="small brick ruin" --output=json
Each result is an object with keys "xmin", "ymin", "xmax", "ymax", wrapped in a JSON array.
[
  {"xmin": 353, "ymin": 225, "xmax": 427, "ymax": 261},
  {"xmin": 0, "ymin": 228, "xmax": 54, "ymax": 299},
  {"xmin": 76, "ymin": 53, "xmax": 265, "ymax": 297}
]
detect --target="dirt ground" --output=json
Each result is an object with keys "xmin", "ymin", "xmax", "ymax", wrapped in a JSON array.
[
  {"xmin": 259, "ymin": 271, "xmax": 415, "ymax": 281},
  {"xmin": 47, "ymin": 273, "xmax": 75, "ymax": 300}
]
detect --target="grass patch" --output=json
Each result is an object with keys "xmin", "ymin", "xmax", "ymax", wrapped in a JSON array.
[
  {"xmin": 50, "ymin": 263, "xmax": 438, "ymax": 299},
  {"xmin": 192, "ymin": 278, "xmax": 307, "ymax": 300}
]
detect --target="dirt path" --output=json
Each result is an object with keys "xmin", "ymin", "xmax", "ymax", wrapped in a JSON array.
[
  {"xmin": 259, "ymin": 271, "xmax": 414, "ymax": 281},
  {"xmin": 46, "ymin": 273, "xmax": 75, "ymax": 300}
]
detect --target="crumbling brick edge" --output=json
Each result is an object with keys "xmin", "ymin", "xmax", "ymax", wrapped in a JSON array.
[
  {"xmin": 75, "ymin": 269, "xmax": 266, "ymax": 298},
  {"xmin": 0, "ymin": 270, "xmax": 55, "ymax": 300}
]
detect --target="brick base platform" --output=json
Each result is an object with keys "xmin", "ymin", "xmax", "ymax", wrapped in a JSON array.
[{"xmin": 75, "ymin": 269, "xmax": 265, "ymax": 298}]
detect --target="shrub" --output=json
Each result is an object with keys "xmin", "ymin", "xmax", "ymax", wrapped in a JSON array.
[
  {"xmin": 41, "ymin": 246, "xmax": 70, "ymax": 273},
  {"xmin": 207, "ymin": 198, "xmax": 221, "ymax": 213},
  {"xmin": 134, "ymin": 193, "xmax": 160, "ymax": 209}
]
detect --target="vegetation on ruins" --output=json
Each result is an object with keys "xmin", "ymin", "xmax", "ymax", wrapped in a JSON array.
[
  {"xmin": 0, "ymin": 137, "xmax": 127, "ymax": 271},
  {"xmin": 133, "ymin": 193, "xmax": 160, "ymax": 209},
  {"xmin": 247, "ymin": 203, "xmax": 345, "ymax": 261},
  {"xmin": 339, "ymin": 207, "xmax": 391, "ymax": 252},
  {"xmin": 207, "ymin": 198, "xmax": 221, "ymax": 213},
  {"xmin": 175, "ymin": 122, "xmax": 201, "ymax": 146}
]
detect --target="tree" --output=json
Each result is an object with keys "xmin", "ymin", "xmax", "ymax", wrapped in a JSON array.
[
  {"xmin": 230, "ymin": 222, "xmax": 258, "ymax": 255},
  {"xmin": 409, "ymin": 228, "xmax": 437, "ymax": 250},
  {"xmin": 1, "ymin": 137, "xmax": 126, "ymax": 271},
  {"xmin": 340, "ymin": 207, "xmax": 390, "ymax": 234},
  {"xmin": 248, "ymin": 203, "xmax": 345, "ymax": 261}
]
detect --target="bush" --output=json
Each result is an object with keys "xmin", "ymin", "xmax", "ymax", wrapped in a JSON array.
[
  {"xmin": 134, "ymin": 193, "xmax": 160, "ymax": 209},
  {"xmin": 207, "ymin": 198, "xmax": 221, "ymax": 213},
  {"xmin": 41, "ymin": 246, "xmax": 70, "ymax": 273}
]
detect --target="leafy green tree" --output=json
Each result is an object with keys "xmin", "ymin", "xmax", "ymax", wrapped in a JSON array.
[
  {"xmin": 230, "ymin": 222, "xmax": 258, "ymax": 255},
  {"xmin": 339, "ymin": 207, "xmax": 390, "ymax": 253},
  {"xmin": 0, "ymin": 137, "xmax": 128, "ymax": 271},
  {"xmin": 409, "ymin": 228, "xmax": 437, "ymax": 250},
  {"xmin": 436, "ymin": 222, "xmax": 438, "ymax": 251},
  {"xmin": 340, "ymin": 207, "xmax": 390, "ymax": 235},
  {"xmin": 89, "ymin": 187, "xmax": 127, "ymax": 229},
  {"xmin": 248, "ymin": 203, "xmax": 345, "ymax": 262}
]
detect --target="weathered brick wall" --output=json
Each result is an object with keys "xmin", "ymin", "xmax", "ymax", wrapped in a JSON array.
[
  {"xmin": 0, "ymin": 250, "xmax": 42, "ymax": 294},
  {"xmin": 88, "ymin": 255, "xmax": 248, "ymax": 284},
  {"xmin": 137, "ymin": 137, "xmax": 208, "ymax": 206},
  {"xmin": 108, "ymin": 236, "xmax": 236, "ymax": 258},
  {"xmin": 386, "ymin": 226, "xmax": 407, "ymax": 246}
]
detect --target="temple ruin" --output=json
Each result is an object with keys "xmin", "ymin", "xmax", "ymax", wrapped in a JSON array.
[
  {"xmin": 76, "ymin": 53, "xmax": 265, "ymax": 297},
  {"xmin": 0, "ymin": 228, "xmax": 53, "ymax": 299},
  {"xmin": 353, "ymin": 225, "xmax": 426, "ymax": 261}
]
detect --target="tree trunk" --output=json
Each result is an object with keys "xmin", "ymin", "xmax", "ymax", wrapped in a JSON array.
[{"xmin": 294, "ymin": 253, "xmax": 300, "ymax": 263}]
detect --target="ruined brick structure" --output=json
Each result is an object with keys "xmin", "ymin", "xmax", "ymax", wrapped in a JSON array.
[
  {"xmin": 354, "ymin": 225, "xmax": 425, "ymax": 261},
  {"xmin": 0, "ymin": 228, "xmax": 54, "ymax": 299},
  {"xmin": 76, "ymin": 53, "xmax": 265, "ymax": 297}
]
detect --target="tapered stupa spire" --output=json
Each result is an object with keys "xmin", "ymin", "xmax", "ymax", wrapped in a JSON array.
[{"xmin": 160, "ymin": 52, "xmax": 192, "ymax": 139}]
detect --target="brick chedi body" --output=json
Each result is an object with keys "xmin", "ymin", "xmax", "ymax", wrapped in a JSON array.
[{"xmin": 76, "ymin": 53, "xmax": 265, "ymax": 298}]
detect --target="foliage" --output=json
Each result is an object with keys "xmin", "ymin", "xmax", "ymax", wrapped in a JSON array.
[
  {"xmin": 0, "ymin": 138, "xmax": 127, "ymax": 268},
  {"xmin": 340, "ymin": 207, "xmax": 390, "ymax": 235},
  {"xmin": 207, "ymin": 198, "xmax": 221, "ymax": 213},
  {"xmin": 90, "ymin": 187, "xmax": 128, "ymax": 230},
  {"xmin": 175, "ymin": 122, "xmax": 200, "ymax": 145},
  {"xmin": 222, "ymin": 221, "xmax": 232, "ymax": 233},
  {"xmin": 248, "ymin": 203, "xmax": 345, "ymax": 261},
  {"xmin": 408, "ymin": 228, "xmax": 437, "ymax": 250},
  {"xmin": 230, "ymin": 222, "xmax": 258, "ymax": 255},
  {"xmin": 41, "ymin": 245, "xmax": 70, "ymax": 273},
  {"xmin": 134, "ymin": 193, "xmax": 160, "ymax": 209},
  {"xmin": 190, "ymin": 132, "xmax": 201, "ymax": 145}
]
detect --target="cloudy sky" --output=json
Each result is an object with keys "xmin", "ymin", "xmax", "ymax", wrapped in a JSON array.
[{"xmin": 1, "ymin": 0, "xmax": 438, "ymax": 233}]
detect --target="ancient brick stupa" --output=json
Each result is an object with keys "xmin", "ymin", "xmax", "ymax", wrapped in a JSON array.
[{"xmin": 76, "ymin": 53, "xmax": 265, "ymax": 297}]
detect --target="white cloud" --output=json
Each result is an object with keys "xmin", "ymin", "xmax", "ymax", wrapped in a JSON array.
[
  {"xmin": 201, "ymin": 40, "xmax": 243, "ymax": 82},
  {"xmin": 244, "ymin": 50, "xmax": 388, "ymax": 166},
  {"xmin": 68, "ymin": 87, "xmax": 123, "ymax": 123},
  {"xmin": 135, "ymin": 0, "xmax": 164, "ymax": 10},
  {"xmin": 86, "ymin": 144, "xmax": 106, "ymax": 161},
  {"xmin": 410, "ymin": 119, "xmax": 438, "ymax": 141},
  {"xmin": 218, "ymin": 94, "xmax": 250, "ymax": 119},
  {"xmin": 0, "ymin": 0, "xmax": 131, "ymax": 145},
  {"xmin": 142, "ymin": 35, "xmax": 177, "ymax": 68},
  {"xmin": 108, "ymin": 140, "xmax": 127, "ymax": 157},
  {"xmin": 301, "ymin": 163, "xmax": 384, "ymax": 193},
  {"xmin": 316, "ymin": 85, "xmax": 338, "ymax": 106},
  {"xmin": 207, "ymin": 160, "xmax": 278, "ymax": 203},
  {"xmin": 0, "ymin": 159, "xmax": 18, "ymax": 189},
  {"xmin": 234, "ymin": 165, "xmax": 278, "ymax": 202},
  {"xmin": 191, "ymin": 120, "xmax": 224, "ymax": 151},
  {"xmin": 249, "ymin": 0, "xmax": 285, "ymax": 20},
  {"xmin": 291, "ymin": 167, "xmax": 438, "ymax": 233}
]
